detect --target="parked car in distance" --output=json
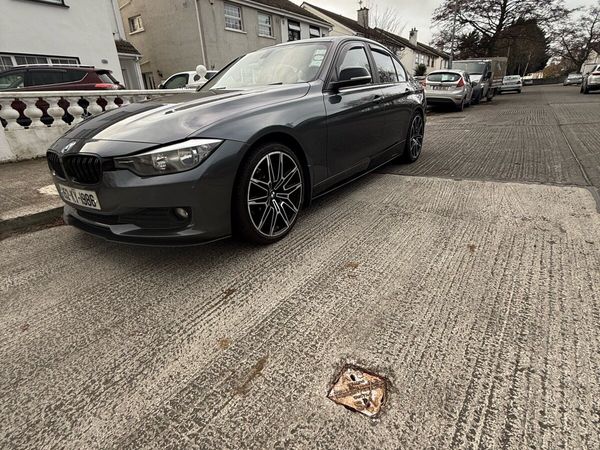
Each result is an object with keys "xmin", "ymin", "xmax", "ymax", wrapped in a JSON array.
[
  {"xmin": 564, "ymin": 73, "xmax": 583, "ymax": 86},
  {"xmin": 581, "ymin": 65, "xmax": 600, "ymax": 94},
  {"xmin": 453, "ymin": 57, "xmax": 507, "ymax": 103},
  {"xmin": 46, "ymin": 37, "xmax": 426, "ymax": 246},
  {"xmin": 424, "ymin": 69, "xmax": 473, "ymax": 111},
  {"xmin": 522, "ymin": 74, "xmax": 534, "ymax": 85},
  {"xmin": 499, "ymin": 75, "xmax": 522, "ymax": 94},
  {"xmin": 0, "ymin": 65, "xmax": 123, "ymax": 91},
  {"xmin": 158, "ymin": 66, "xmax": 219, "ymax": 90}
]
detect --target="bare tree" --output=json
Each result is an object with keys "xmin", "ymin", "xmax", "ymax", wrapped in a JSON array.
[
  {"xmin": 432, "ymin": 0, "xmax": 569, "ymax": 54},
  {"xmin": 551, "ymin": 1, "xmax": 600, "ymax": 71},
  {"xmin": 365, "ymin": 1, "xmax": 406, "ymax": 36}
]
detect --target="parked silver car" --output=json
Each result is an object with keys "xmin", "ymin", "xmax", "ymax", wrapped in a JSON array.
[
  {"xmin": 564, "ymin": 73, "xmax": 583, "ymax": 86},
  {"xmin": 425, "ymin": 70, "xmax": 473, "ymax": 111},
  {"xmin": 499, "ymin": 75, "xmax": 522, "ymax": 93},
  {"xmin": 581, "ymin": 65, "xmax": 600, "ymax": 94}
]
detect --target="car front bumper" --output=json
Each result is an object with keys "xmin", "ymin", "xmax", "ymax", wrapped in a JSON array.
[{"xmin": 50, "ymin": 140, "xmax": 247, "ymax": 246}]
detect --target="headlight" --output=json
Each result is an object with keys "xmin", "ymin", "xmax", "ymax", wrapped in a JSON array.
[{"xmin": 114, "ymin": 139, "xmax": 222, "ymax": 176}]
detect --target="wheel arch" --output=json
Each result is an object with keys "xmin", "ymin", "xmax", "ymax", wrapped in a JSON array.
[{"xmin": 232, "ymin": 130, "xmax": 313, "ymax": 216}]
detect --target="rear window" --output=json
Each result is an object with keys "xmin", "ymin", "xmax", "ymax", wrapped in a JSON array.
[
  {"xmin": 63, "ymin": 70, "xmax": 86, "ymax": 82},
  {"xmin": 427, "ymin": 72, "xmax": 460, "ymax": 82},
  {"xmin": 96, "ymin": 71, "xmax": 117, "ymax": 84}
]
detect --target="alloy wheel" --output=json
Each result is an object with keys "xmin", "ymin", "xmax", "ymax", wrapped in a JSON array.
[
  {"xmin": 247, "ymin": 151, "xmax": 303, "ymax": 238},
  {"xmin": 409, "ymin": 115, "xmax": 424, "ymax": 160}
]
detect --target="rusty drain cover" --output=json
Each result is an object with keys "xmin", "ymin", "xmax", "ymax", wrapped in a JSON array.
[{"xmin": 327, "ymin": 366, "xmax": 386, "ymax": 418}]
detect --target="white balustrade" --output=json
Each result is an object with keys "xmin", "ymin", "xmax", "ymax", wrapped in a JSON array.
[
  {"xmin": 0, "ymin": 89, "xmax": 194, "ymax": 163},
  {"xmin": 0, "ymin": 89, "xmax": 191, "ymax": 130}
]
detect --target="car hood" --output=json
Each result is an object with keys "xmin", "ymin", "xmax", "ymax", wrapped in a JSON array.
[{"xmin": 54, "ymin": 84, "xmax": 310, "ymax": 155}]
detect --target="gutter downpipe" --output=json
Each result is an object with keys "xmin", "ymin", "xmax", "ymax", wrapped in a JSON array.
[{"xmin": 194, "ymin": 0, "xmax": 208, "ymax": 67}]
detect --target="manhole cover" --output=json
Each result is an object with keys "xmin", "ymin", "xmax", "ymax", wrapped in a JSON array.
[{"xmin": 327, "ymin": 366, "xmax": 386, "ymax": 418}]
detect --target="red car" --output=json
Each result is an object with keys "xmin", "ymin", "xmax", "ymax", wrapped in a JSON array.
[
  {"xmin": 0, "ymin": 65, "xmax": 124, "ymax": 91},
  {"xmin": 0, "ymin": 65, "xmax": 124, "ymax": 127}
]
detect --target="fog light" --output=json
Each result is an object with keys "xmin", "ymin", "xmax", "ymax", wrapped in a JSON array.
[{"xmin": 174, "ymin": 207, "xmax": 190, "ymax": 220}]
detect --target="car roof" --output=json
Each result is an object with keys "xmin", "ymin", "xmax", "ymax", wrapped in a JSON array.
[
  {"xmin": 428, "ymin": 69, "xmax": 465, "ymax": 75},
  {"xmin": 273, "ymin": 35, "xmax": 388, "ymax": 49},
  {"xmin": 0, "ymin": 65, "xmax": 105, "ymax": 74}
]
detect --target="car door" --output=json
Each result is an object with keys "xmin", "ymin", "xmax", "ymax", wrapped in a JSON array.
[
  {"xmin": 324, "ymin": 41, "xmax": 385, "ymax": 179},
  {"xmin": 369, "ymin": 45, "xmax": 413, "ymax": 154},
  {"xmin": 0, "ymin": 70, "xmax": 25, "ymax": 91},
  {"xmin": 25, "ymin": 69, "xmax": 67, "ymax": 91}
]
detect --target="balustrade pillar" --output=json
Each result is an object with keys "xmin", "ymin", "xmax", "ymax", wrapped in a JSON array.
[
  {"xmin": 87, "ymin": 97, "xmax": 104, "ymax": 116},
  {"xmin": 23, "ymin": 98, "xmax": 45, "ymax": 128},
  {"xmin": 46, "ymin": 97, "xmax": 65, "ymax": 127},
  {"xmin": 66, "ymin": 97, "xmax": 84, "ymax": 124},
  {"xmin": 0, "ymin": 98, "xmax": 21, "ymax": 130},
  {"xmin": 104, "ymin": 96, "xmax": 119, "ymax": 111}
]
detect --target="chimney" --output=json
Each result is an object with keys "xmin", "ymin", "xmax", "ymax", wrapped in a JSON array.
[
  {"xmin": 357, "ymin": 7, "xmax": 369, "ymax": 28},
  {"xmin": 409, "ymin": 28, "xmax": 418, "ymax": 45}
]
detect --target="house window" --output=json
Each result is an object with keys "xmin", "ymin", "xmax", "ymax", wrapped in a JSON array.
[
  {"xmin": 128, "ymin": 15, "xmax": 144, "ymax": 33},
  {"xmin": 224, "ymin": 3, "xmax": 243, "ymax": 31},
  {"xmin": 142, "ymin": 72, "xmax": 155, "ymax": 89},
  {"xmin": 309, "ymin": 26, "xmax": 320, "ymax": 38},
  {"xmin": 258, "ymin": 13, "xmax": 272, "ymax": 37},
  {"xmin": 288, "ymin": 20, "xmax": 301, "ymax": 41},
  {"xmin": 50, "ymin": 57, "xmax": 79, "ymax": 65},
  {"xmin": 15, "ymin": 55, "xmax": 48, "ymax": 65},
  {"xmin": 0, "ymin": 56, "xmax": 14, "ymax": 71}
]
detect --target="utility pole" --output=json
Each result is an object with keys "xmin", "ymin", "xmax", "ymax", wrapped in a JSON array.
[{"xmin": 449, "ymin": 0, "xmax": 459, "ymax": 69}]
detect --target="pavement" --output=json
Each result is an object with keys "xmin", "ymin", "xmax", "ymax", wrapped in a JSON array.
[
  {"xmin": 1, "ymin": 85, "xmax": 600, "ymax": 449},
  {"xmin": 0, "ymin": 158, "xmax": 62, "ymax": 237}
]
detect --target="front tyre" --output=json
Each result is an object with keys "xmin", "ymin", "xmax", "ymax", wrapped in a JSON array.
[
  {"xmin": 401, "ymin": 113, "xmax": 424, "ymax": 164},
  {"xmin": 233, "ymin": 143, "xmax": 304, "ymax": 244}
]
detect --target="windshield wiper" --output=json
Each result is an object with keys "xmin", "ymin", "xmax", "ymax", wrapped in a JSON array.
[{"xmin": 268, "ymin": 82, "xmax": 283, "ymax": 85}]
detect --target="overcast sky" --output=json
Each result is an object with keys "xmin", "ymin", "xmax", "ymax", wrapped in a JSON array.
[{"xmin": 295, "ymin": 0, "xmax": 596, "ymax": 44}]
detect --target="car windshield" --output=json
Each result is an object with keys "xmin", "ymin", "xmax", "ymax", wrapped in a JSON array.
[
  {"xmin": 202, "ymin": 42, "xmax": 330, "ymax": 90},
  {"xmin": 453, "ymin": 61, "xmax": 487, "ymax": 75},
  {"xmin": 427, "ymin": 72, "xmax": 461, "ymax": 82},
  {"xmin": 504, "ymin": 76, "xmax": 520, "ymax": 81}
]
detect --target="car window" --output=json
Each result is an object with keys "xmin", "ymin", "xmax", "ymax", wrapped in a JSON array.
[
  {"xmin": 28, "ymin": 70, "xmax": 65, "ymax": 86},
  {"xmin": 392, "ymin": 58, "xmax": 407, "ymax": 82},
  {"xmin": 427, "ymin": 72, "xmax": 461, "ymax": 82},
  {"xmin": 0, "ymin": 72, "xmax": 25, "ymax": 89},
  {"xmin": 338, "ymin": 46, "xmax": 372, "ymax": 79},
  {"xmin": 164, "ymin": 74, "xmax": 189, "ymax": 89},
  {"xmin": 371, "ymin": 49, "xmax": 398, "ymax": 83},
  {"xmin": 97, "ymin": 71, "xmax": 118, "ymax": 84},
  {"xmin": 62, "ymin": 70, "xmax": 86, "ymax": 83}
]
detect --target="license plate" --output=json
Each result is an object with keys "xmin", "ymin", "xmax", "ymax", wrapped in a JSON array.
[{"xmin": 58, "ymin": 184, "xmax": 101, "ymax": 210}]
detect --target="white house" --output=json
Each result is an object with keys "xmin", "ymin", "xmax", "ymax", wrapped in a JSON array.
[
  {"xmin": 301, "ymin": 2, "xmax": 449, "ymax": 75},
  {"xmin": 0, "ymin": 0, "xmax": 143, "ymax": 88}
]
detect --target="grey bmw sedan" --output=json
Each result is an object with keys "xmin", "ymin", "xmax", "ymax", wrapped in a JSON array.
[{"xmin": 47, "ymin": 37, "xmax": 426, "ymax": 245}]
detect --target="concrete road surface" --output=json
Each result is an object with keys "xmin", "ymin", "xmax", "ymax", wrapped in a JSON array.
[{"xmin": 1, "ymin": 85, "xmax": 599, "ymax": 449}]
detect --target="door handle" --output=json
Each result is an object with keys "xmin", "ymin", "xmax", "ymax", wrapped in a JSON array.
[{"xmin": 373, "ymin": 95, "xmax": 384, "ymax": 103}]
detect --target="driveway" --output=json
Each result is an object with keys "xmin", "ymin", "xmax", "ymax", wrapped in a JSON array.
[{"xmin": 1, "ymin": 85, "xmax": 599, "ymax": 449}]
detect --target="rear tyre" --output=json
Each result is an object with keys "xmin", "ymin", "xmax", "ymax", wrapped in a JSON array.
[
  {"xmin": 401, "ymin": 113, "xmax": 424, "ymax": 164},
  {"xmin": 456, "ymin": 98, "xmax": 465, "ymax": 112},
  {"xmin": 232, "ymin": 142, "xmax": 304, "ymax": 245}
]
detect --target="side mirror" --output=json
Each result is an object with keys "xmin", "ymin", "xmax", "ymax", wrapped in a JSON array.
[
  {"xmin": 330, "ymin": 67, "xmax": 372, "ymax": 91},
  {"xmin": 158, "ymin": 83, "xmax": 164, "ymax": 89}
]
